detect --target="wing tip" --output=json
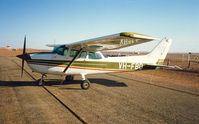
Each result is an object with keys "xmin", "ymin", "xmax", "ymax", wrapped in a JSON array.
[{"xmin": 120, "ymin": 32, "xmax": 157, "ymax": 40}]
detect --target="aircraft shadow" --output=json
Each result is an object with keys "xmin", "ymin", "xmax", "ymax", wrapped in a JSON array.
[
  {"xmin": 0, "ymin": 81, "xmax": 37, "ymax": 87},
  {"xmin": 89, "ymin": 78, "xmax": 127, "ymax": 87},
  {"xmin": 0, "ymin": 78, "xmax": 127, "ymax": 88},
  {"xmin": 45, "ymin": 78, "xmax": 127, "ymax": 87},
  {"xmin": 0, "ymin": 80, "xmax": 74, "ymax": 87}
]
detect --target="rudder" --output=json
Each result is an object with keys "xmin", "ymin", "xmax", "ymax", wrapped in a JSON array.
[{"xmin": 147, "ymin": 38, "xmax": 172, "ymax": 65}]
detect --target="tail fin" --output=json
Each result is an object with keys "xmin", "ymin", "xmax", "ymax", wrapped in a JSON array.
[{"xmin": 147, "ymin": 38, "xmax": 172, "ymax": 65}]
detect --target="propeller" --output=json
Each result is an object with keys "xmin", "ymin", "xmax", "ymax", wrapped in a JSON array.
[
  {"xmin": 21, "ymin": 36, "xmax": 26, "ymax": 77},
  {"xmin": 16, "ymin": 36, "xmax": 27, "ymax": 77}
]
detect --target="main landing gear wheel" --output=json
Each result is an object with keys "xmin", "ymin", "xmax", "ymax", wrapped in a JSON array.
[
  {"xmin": 65, "ymin": 75, "xmax": 74, "ymax": 81},
  {"xmin": 81, "ymin": 80, "xmax": 90, "ymax": 90}
]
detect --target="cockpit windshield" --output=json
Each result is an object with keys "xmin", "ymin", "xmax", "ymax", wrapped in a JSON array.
[{"xmin": 52, "ymin": 45, "xmax": 68, "ymax": 56}]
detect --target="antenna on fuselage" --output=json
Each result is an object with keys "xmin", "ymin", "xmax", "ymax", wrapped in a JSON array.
[{"xmin": 54, "ymin": 39, "xmax": 56, "ymax": 49}]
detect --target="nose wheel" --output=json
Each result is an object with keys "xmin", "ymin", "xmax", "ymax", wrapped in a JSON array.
[
  {"xmin": 38, "ymin": 78, "xmax": 44, "ymax": 86},
  {"xmin": 37, "ymin": 74, "xmax": 46, "ymax": 86}
]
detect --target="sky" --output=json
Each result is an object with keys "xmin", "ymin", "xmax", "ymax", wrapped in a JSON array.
[{"xmin": 0, "ymin": 0, "xmax": 198, "ymax": 53}]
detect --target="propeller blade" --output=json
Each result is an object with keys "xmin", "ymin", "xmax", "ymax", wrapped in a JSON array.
[
  {"xmin": 23, "ymin": 36, "xmax": 26, "ymax": 55},
  {"xmin": 21, "ymin": 36, "xmax": 26, "ymax": 77},
  {"xmin": 21, "ymin": 56, "xmax": 25, "ymax": 77}
]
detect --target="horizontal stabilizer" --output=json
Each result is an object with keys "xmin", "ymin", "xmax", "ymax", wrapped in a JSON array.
[{"xmin": 148, "ymin": 64, "xmax": 183, "ymax": 70}]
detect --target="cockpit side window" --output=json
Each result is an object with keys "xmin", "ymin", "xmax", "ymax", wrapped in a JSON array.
[
  {"xmin": 70, "ymin": 49, "xmax": 78, "ymax": 57},
  {"xmin": 52, "ymin": 45, "xmax": 68, "ymax": 56},
  {"xmin": 79, "ymin": 51, "xmax": 87, "ymax": 58},
  {"xmin": 88, "ymin": 52, "xmax": 102, "ymax": 59},
  {"xmin": 103, "ymin": 54, "xmax": 108, "ymax": 58},
  {"xmin": 63, "ymin": 48, "xmax": 68, "ymax": 56}
]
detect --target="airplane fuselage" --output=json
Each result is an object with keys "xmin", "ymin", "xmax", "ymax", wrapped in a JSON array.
[
  {"xmin": 26, "ymin": 50, "xmax": 154, "ymax": 76},
  {"xmin": 24, "ymin": 45, "xmax": 164, "ymax": 76}
]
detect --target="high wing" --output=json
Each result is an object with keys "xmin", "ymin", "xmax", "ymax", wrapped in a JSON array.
[
  {"xmin": 47, "ymin": 32, "xmax": 157, "ymax": 51},
  {"xmin": 46, "ymin": 44, "xmax": 61, "ymax": 48}
]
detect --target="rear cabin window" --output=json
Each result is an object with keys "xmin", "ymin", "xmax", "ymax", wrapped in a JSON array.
[
  {"xmin": 52, "ymin": 45, "xmax": 68, "ymax": 56},
  {"xmin": 88, "ymin": 52, "xmax": 102, "ymax": 59}
]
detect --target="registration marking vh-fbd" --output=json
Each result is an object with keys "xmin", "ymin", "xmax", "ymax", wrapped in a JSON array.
[{"xmin": 119, "ymin": 62, "xmax": 143, "ymax": 70}]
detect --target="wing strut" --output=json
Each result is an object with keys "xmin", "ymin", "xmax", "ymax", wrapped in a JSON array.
[{"xmin": 63, "ymin": 48, "xmax": 83, "ymax": 73}]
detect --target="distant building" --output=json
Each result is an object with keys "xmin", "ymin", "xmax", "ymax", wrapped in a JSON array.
[{"xmin": 6, "ymin": 45, "xmax": 12, "ymax": 50}]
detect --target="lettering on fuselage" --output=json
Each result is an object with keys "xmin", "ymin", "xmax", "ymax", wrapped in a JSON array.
[
  {"xmin": 119, "ymin": 62, "xmax": 143, "ymax": 70},
  {"xmin": 120, "ymin": 39, "xmax": 137, "ymax": 46}
]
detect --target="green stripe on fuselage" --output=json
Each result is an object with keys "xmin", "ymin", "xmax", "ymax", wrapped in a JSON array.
[
  {"xmin": 27, "ymin": 59, "xmax": 147, "ymax": 70},
  {"xmin": 156, "ymin": 61, "xmax": 164, "ymax": 65}
]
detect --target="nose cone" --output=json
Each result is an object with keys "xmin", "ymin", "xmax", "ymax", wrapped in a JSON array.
[
  {"xmin": 16, "ymin": 54, "xmax": 23, "ymax": 59},
  {"xmin": 16, "ymin": 53, "xmax": 31, "ymax": 60}
]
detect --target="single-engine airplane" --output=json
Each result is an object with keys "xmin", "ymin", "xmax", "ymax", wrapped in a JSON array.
[{"xmin": 17, "ymin": 32, "xmax": 176, "ymax": 89}]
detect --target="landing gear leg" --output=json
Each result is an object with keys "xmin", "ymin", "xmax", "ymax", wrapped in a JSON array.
[
  {"xmin": 38, "ymin": 74, "xmax": 46, "ymax": 86},
  {"xmin": 80, "ymin": 74, "xmax": 90, "ymax": 90}
]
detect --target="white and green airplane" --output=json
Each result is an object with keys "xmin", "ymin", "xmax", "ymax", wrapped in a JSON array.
[{"xmin": 17, "ymin": 32, "xmax": 175, "ymax": 89}]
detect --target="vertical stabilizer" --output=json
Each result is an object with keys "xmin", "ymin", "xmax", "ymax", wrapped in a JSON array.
[{"xmin": 147, "ymin": 38, "xmax": 172, "ymax": 65}]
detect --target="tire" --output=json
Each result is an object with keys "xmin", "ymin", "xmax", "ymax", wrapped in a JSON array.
[
  {"xmin": 69, "ymin": 76, "xmax": 74, "ymax": 80},
  {"xmin": 81, "ymin": 80, "xmax": 90, "ymax": 90},
  {"xmin": 65, "ymin": 75, "xmax": 74, "ymax": 81},
  {"xmin": 38, "ymin": 79, "xmax": 44, "ymax": 86}
]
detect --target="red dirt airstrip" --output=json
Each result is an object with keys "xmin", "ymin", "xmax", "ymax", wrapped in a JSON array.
[{"xmin": 0, "ymin": 48, "xmax": 199, "ymax": 123}]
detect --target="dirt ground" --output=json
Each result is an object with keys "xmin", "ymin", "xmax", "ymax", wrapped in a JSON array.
[
  {"xmin": 0, "ymin": 48, "xmax": 50, "ymax": 56},
  {"xmin": 129, "ymin": 69, "xmax": 199, "ymax": 89},
  {"xmin": 165, "ymin": 53, "xmax": 199, "ymax": 72},
  {"xmin": 0, "ymin": 49, "xmax": 199, "ymax": 124}
]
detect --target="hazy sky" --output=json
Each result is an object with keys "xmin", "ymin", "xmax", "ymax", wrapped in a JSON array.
[{"xmin": 0, "ymin": 0, "xmax": 198, "ymax": 53}]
